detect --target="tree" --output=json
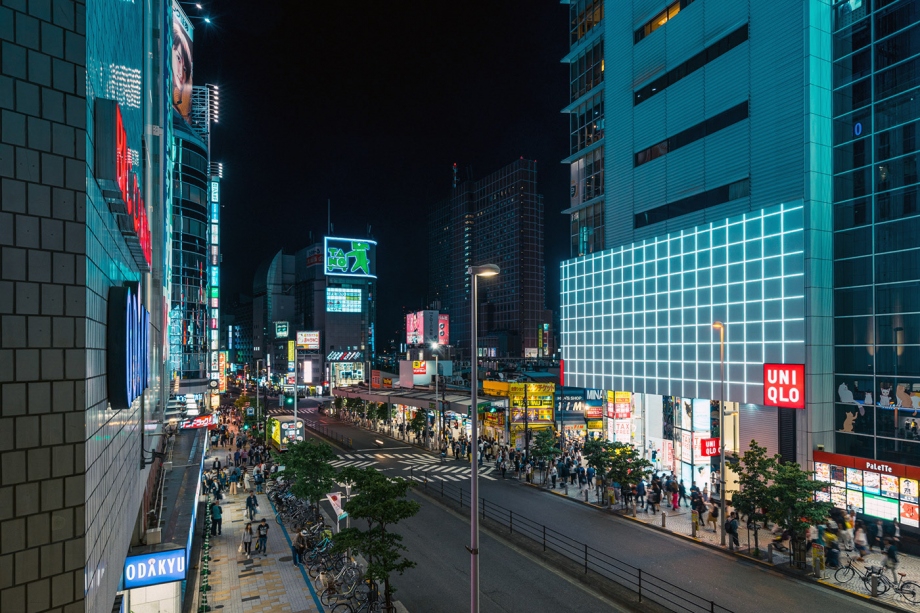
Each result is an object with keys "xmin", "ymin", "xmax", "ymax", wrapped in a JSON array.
[
  {"xmin": 334, "ymin": 467, "xmax": 420, "ymax": 613},
  {"xmin": 732, "ymin": 440, "xmax": 776, "ymax": 556},
  {"xmin": 529, "ymin": 428, "xmax": 560, "ymax": 485},
  {"xmin": 765, "ymin": 459, "xmax": 832, "ymax": 566},
  {"xmin": 277, "ymin": 439, "xmax": 338, "ymax": 510},
  {"xmin": 583, "ymin": 440, "xmax": 653, "ymax": 506},
  {"xmin": 333, "ymin": 396, "xmax": 345, "ymax": 411},
  {"xmin": 345, "ymin": 397, "xmax": 364, "ymax": 416},
  {"xmin": 408, "ymin": 409, "xmax": 427, "ymax": 442},
  {"xmin": 373, "ymin": 402, "xmax": 392, "ymax": 422}
]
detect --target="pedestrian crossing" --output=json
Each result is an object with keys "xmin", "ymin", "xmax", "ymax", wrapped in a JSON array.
[
  {"xmin": 404, "ymin": 464, "xmax": 497, "ymax": 481},
  {"xmin": 338, "ymin": 452, "xmax": 422, "ymax": 460},
  {"xmin": 329, "ymin": 459, "xmax": 377, "ymax": 468}
]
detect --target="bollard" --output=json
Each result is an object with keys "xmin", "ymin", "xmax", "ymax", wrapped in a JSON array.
[
  {"xmin": 632, "ymin": 502, "xmax": 637, "ymax": 517},
  {"xmin": 585, "ymin": 490, "xmax": 589, "ymax": 503},
  {"xmin": 661, "ymin": 512, "xmax": 667, "ymax": 528},
  {"xmin": 767, "ymin": 544, "xmax": 773, "ymax": 564},
  {"xmin": 691, "ymin": 510, "xmax": 698, "ymax": 538},
  {"xmin": 871, "ymin": 573, "xmax": 879, "ymax": 597},
  {"xmin": 564, "ymin": 484, "xmax": 569, "ymax": 496}
]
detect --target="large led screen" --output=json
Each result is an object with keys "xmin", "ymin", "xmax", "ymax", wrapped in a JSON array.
[
  {"xmin": 171, "ymin": 2, "xmax": 193, "ymax": 123},
  {"xmin": 325, "ymin": 237, "xmax": 377, "ymax": 278},
  {"xmin": 560, "ymin": 201, "xmax": 806, "ymax": 403},
  {"xmin": 326, "ymin": 288, "xmax": 362, "ymax": 313}
]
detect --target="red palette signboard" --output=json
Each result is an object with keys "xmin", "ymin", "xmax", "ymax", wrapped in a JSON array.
[{"xmin": 763, "ymin": 363, "xmax": 806, "ymax": 409}]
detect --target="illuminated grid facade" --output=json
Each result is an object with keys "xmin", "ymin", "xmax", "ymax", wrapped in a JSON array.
[{"xmin": 561, "ymin": 201, "xmax": 806, "ymax": 405}]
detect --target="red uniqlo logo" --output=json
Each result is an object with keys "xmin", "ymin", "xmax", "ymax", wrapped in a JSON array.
[
  {"xmin": 700, "ymin": 437, "xmax": 720, "ymax": 457},
  {"xmin": 763, "ymin": 363, "xmax": 806, "ymax": 409}
]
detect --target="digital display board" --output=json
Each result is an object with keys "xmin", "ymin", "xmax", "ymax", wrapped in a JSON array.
[
  {"xmin": 171, "ymin": 1, "xmax": 193, "ymax": 124},
  {"xmin": 324, "ymin": 237, "xmax": 377, "ymax": 278},
  {"xmin": 326, "ymin": 288, "xmax": 362, "ymax": 313},
  {"xmin": 864, "ymin": 493, "xmax": 898, "ymax": 520},
  {"xmin": 296, "ymin": 331, "xmax": 320, "ymax": 350}
]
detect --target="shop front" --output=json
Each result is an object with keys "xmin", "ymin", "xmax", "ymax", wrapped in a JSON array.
[
  {"xmin": 814, "ymin": 450, "xmax": 920, "ymax": 528},
  {"xmin": 509, "ymin": 383, "xmax": 555, "ymax": 449}
]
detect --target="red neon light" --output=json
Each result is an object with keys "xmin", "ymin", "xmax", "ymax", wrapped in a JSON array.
[
  {"xmin": 763, "ymin": 363, "xmax": 806, "ymax": 409},
  {"xmin": 114, "ymin": 105, "xmax": 152, "ymax": 268}
]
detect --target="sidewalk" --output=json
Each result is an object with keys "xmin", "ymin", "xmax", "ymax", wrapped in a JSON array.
[{"xmin": 199, "ymin": 456, "xmax": 323, "ymax": 613}]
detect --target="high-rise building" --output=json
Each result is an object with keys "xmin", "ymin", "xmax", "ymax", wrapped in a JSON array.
[
  {"xmin": 0, "ymin": 0, "xmax": 198, "ymax": 610},
  {"xmin": 560, "ymin": 0, "xmax": 920, "ymax": 530},
  {"xmin": 428, "ymin": 159, "xmax": 546, "ymax": 358}
]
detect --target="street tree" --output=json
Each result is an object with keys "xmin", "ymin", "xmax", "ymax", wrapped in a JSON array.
[
  {"xmin": 583, "ymin": 440, "xmax": 653, "ymax": 506},
  {"xmin": 277, "ymin": 439, "xmax": 338, "ymax": 510},
  {"xmin": 731, "ymin": 440, "xmax": 777, "ymax": 556},
  {"xmin": 408, "ymin": 409, "xmax": 427, "ymax": 442},
  {"xmin": 333, "ymin": 396, "xmax": 345, "ymax": 411},
  {"xmin": 529, "ymin": 428, "xmax": 560, "ymax": 485},
  {"xmin": 334, "ymin": 467, "xmax": 420, "ymax": 613},
  {"xmin": 765, "ymin": 458, "xmax": 833, "ymax": 566}
]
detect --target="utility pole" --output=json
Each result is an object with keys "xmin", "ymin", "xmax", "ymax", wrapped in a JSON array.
[{"xmin": 523, "ymin": 383, "xmax": 530, "ymax": 461}]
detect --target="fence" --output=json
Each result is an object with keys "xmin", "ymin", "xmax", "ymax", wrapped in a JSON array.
[
  {"xmin": 409, "ymin": 470, "xmax": 735, "ymax": 613},
  {"xmin": 304, "ymin": 420, "xmax": 353, "ymax": 450}
]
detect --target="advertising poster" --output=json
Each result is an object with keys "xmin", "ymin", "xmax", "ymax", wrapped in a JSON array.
[
  {"xmin": 585, "ymin": 389, "xmax": 605, "ymax": 419},
  {"xmin": 815, "ymin": 462, "xmax": 831, "ymax": 482},
  {"xmin": 371, "ymin": 370, "xmax": 381, "ymax": 389},
  {"xmin": 218, "ymin": 351, "xmax": 227, "ymax": 393},
  {"xmin": 326, "ymin": 288, "xmax": 362, "ymax": 313},
  {"xmin": 614, "ymin": 420, "xmax": 630, "ymax": 443},
  {"xmin": 324, "ymin": 237, "xmax": 377, "ymax": 278},
  {"xmin": 831, "ymin": 486, "xmax": 847, "ymax": 509},
  {"xmin": 606, "ymin": 390, "xmax": 615, "ymax": 418},
  {"xmin": 901, "ymin": 478, "xmax": 919, "ymax": 503},
  {"xmin": 846, "ymin": 467, "xmax": 864, "ymax": 490},
  {"xmin": 847, "ymin": 489, "xmax": 864, "ymax": 512},
  {"xmin": 882, "ymin": 475, "xmax": 900, "ymax": 499},
  {"xmin": 296, "ymin": 331, "xmax": 320, "ymax": 350},
  {"xmin": 171, "ymin": 2, "xmax": 193, "ymax": 123},
  {"xmin": 863, "ymin": 471, "xmax": 881, "ymax": 495},
  {"xmin": 901, "ymin": 501, "xmax": 920, "ymax": 528},
  {"xmin": 614, "ymin": 391, "xmax": 631, "ymax": 419},
  {"xmin": 406, "ymin": 312, "xmax": 421, "ymax": 345},
  {"xmin": 831, "ymin": 466, "xmax": 846, "ymax": 488},
  {"xmin": 438, "ymin": 314, "xmax": 450, "ymax": 345}
]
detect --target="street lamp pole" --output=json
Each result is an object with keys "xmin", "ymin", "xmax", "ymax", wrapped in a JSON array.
[
  {"xmin": 468, "ymin": 264, "xmax": 499, "ymax": 613},
  {"xmin": 713, "ymin": 321, "xmax": 727, "ymax": 547},
  {"xmin": 432, "ymin": 342, "xmax": 441, "ymax": 445}
]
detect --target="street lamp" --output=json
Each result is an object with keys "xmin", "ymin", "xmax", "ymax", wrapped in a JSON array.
[
  {"xmin": 713, "ymin": 321, "xmax": 727, "ymax": 547},
  {"xmin": 468, "ymin": 263, "xmax": 499, "ymax": 613},
  {"xmin": 431, "ymin": 342, "xmax": 441, "ymax": 447}
]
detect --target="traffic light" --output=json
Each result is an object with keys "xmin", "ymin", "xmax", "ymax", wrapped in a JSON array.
[{"xmin": 285, "ymin": 395, "xmax": 294, "ymax": 406}]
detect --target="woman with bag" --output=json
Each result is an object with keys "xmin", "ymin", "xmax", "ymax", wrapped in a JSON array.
[
  {"xmin": 854, "ymin": 521, "xmax": 870, "ymax": 561},
  {"xmin": 240, "ymin": 522, "xmax": 253, "ymax": 558}
]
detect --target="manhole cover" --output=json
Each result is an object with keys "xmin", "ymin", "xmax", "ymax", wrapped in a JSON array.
[{"xmin": 279, "ymin": 556, "xmax": 293, "ymax": 562}]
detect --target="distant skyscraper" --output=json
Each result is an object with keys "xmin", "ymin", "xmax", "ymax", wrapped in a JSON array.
[{"xmin": 428, "ymin": 159, "xmax": 546, "ymax": 358}]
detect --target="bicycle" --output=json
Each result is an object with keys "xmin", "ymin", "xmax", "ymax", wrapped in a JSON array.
[
  {"xmin": 331, "ymin": 592, "xmax": 383, "ymax": 613},
  {"xmin": 876, "ymin": 570, "xmax": 920, "ymax": 604},
  {"xmin": 319, "ymin": 562, "xmax": 371, "ymax": 607},
  {"xmin": 834, "ymin": 555, "xmax": 889, "ymax": 595}
]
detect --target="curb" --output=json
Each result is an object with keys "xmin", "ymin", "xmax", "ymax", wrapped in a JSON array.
[
  {"xmin": 265, "ymin": 494, "xmax": 325, "ymax": 612},
  {"xmin": 519, "ymin": 479, "xmax": 910, "ymax": 613}
]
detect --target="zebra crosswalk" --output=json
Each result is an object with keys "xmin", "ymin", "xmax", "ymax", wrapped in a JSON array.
[
  {"xmin": 329, "ymin": 459, "xmax": 377, "ymax": 468},
  {"xmin": 404, "ymin": 464, "xmax": 497, "ymax": 481},
  {"xmin": 338, "ymin": 452, "xmax": 423, "ymax": 461}
]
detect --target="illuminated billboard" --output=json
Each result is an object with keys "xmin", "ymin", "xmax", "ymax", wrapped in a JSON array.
[
  {"xmin": 218, "ymin": 351, "xmax": 227, "ymax": 393},
  {"xmin": 324, "ymin": 237, "xmax": 377, "ymax": 278},
  {"xmin": 406, "ymin": 312, "xmax": 422, "ymax": 345},
  {"xmin": 171, "ymin": 2, "xmax": 193, "ymax": 123},
  {"xmin": 438, "ymin": 314, "xmax": 450, "ymax": 345},
  {"xmin": 296, "ymin": 331, "xmax": 320, "ymax": 350},
  {"xmin": 326, "ymin": 288, "xmax": 362, "ymax": 313},
  {"xmin": 406, "ymin": 310, "xmax": 442, "ymax": 345}
]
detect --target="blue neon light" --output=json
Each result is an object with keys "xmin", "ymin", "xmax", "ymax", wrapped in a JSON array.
[{"xmin": 123, "ymin": 548, "xmax": 186, "ymax": 589}]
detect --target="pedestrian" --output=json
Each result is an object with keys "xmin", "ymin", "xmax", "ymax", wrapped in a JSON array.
[
  {"xmin": 702, "ymin": 483, "xmax": 710, "ymax": 503},
  {"xmin": 246, "ymin": 492, "xmax": 258, "ymax": 521},
  {"xmin": 706, "ymin": 501, "xmax": 719, "ymax": 532},
  {"xmin": 500, "ymin": 460, "xmax": 507, "ymax": 479},
  {"xmin": 868, "ymin": 519, "xmax": 882, "ymax": 552},
  {"xmin": 636, "ymin": 478, "xmax": 647, "ymax": 511},
  {"xmin": 884, "ymin": 537, "xmax": 899, "ymax": 583},
  {"xmin": 243, "ymin": 470, "xmax": 253, "ymax": 494},
  {"xmin": 234, "ymin": 449, "xmax": 241, "ymax": 467},
  {"xmin": 854, "ymin": 522, "xmax": 869, "ymax": 561},
  {"xmin": 211, "ymin": 500, "xmax": 223, "ymax": 536},
  {"xmin": 240, "ymin": 522, "xmax": 253, "ymax": 558},
  {"xmin": 670, "ymin": 479, "xmax": 679, "ymax": 510},
  {"xmin": 229, "ymin": 467, "xmax": 239, "ymax": 496},
  {"xmin": 587, "ymin": 465, "xmax": 596, "ymax": 488},
  {"xmin": 254, "ymin": 467, "xmax": 264, "ymax": 494},
  {"xmin": 678, "ymin": 480, "xmax": 688, "ymax": 507},
  {"xmin": 550, "ymin": 465, "xmax": 557, "ymax": 488},
  {"xmin": 293, "ymin": 530, "xmax": 308, "ymax": 567},
  {"xmin": 255, "ymin": 518, "xmax": 269, "ymax": 555},
  {"xmin": 727, "ymin": 512, "xmax": 740, "ymax": 550}
]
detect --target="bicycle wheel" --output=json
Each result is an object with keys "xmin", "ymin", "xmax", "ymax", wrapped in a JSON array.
[
  {"xmin": 835, "ymin": 566, "xmax": 856, "ymax": 583},
  {"xmin": 331, "ymin": 601, "xmax": 354, "ymax": 613},
  {"xmin": 321, "ymin": 586, "xmax": 343, "ymax": 607},
  {"xmin": 863, "ymin": 572, "xmax": 891, "ymax": 596},
  {"xmin": 898, "ymin": 581, "xmax": 920, "ymax": 604}
]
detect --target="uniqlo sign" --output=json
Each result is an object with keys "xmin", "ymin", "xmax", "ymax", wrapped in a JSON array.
[
  {"xmin": 700, "ymin": 437, "xmax": 720, "ymax": 457},
  {"xmin": 763, "ymin": 363, "xmax": 806, "ymax": 409}
]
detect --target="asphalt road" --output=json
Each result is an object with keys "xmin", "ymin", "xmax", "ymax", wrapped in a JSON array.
[{"xmin": 283, "ymin": 408, "xmax": 885, "ymax": 613}]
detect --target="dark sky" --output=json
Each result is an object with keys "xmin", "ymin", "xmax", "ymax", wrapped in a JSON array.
[{"xmin": 194, "ymin": 2, "xmax": 571, "ymax": 344}]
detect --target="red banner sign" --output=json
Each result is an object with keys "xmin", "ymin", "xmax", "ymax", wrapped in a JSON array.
[
  {"xmin": 763, "ymin": 363, "xmax": 806, "ymax": 409},
  {"xmin": 700, "ymin": 437, "xmax": 720, "ymax": 457}
]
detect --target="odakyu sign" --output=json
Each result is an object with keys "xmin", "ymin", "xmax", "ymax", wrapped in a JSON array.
[
  {"xmin": 123, "ymin": 548, "xmax": 186, "ymax": 589},
  {"xmin": 107, "ymin": 285, "xmax": 150, "ymax": 411}
]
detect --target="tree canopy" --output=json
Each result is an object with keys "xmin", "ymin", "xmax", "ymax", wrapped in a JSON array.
[{"xmin": 277, "ymin": 439, "xmax": 338, "ymax": 508}]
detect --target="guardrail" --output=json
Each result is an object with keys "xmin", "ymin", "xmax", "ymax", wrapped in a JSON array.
[
  {"xmin": 304, "ymin": 420, "xmax": 353, "ymax": 450},
  {"xmin": 409, "ymin": 470, "xmax": 735, "ymax": 613}
]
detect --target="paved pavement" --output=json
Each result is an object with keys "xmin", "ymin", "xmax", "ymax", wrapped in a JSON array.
[{"xmin": 197, "ymin": 454, "xmax": 323, "ymax": 613}]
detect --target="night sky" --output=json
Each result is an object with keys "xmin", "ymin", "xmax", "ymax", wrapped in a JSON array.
[{"xmin": 194, "ymin": 2, "xmax": 571, "ymax": 344}]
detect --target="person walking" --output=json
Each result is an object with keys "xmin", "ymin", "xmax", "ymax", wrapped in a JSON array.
[
  {"xmin": 255, "ymin": 518, "xmax": 269, "ymax": 555},
  {"xmin": 500, "ymin": 459, "xmax": 507, "ymax": 479},
  {"xmin": 254, "ymin": 467, "xmax": 264, "ymax": 494},
  {"xmin": 211, "ymin": 500, "xmax": 223, "ymax": 536},
  {"xmin": 854, "ymin": 522, "xmax": 870, "ymax": 561},
  {"xmin": 727, "ymin": 512, "xmax": 740, "ymax": 550},
  {"xmin": 636, "ymin": 478, "xmax": 647, "ymax": 511},
  {"xmin": 242, "ymin": 469, "xmax": 253, "ymax": 494},
  {"xmin": 706, "ymin": 501, "xmax": 719, "ymax": 532},
  {"xmin": 884, "ymin": 537, "xmax": 899, "ymax": 583},
  {"xmin": 240, "ymin": 522, "xmax": 253, "ymax": 558},
  {"xmin": 550, "ymin": 465, "xmax": 558, "ymax": 489},
  {"xmin": 245, "ymin": 492, "xmax": 258, "ymax": 521},
  {"xmin": 293, "ymin": 530, "xmax": 308, "ymax": 567},
  {"xmin": 678, "ymin": 480, "xmax": 688, "ymax": 507}
]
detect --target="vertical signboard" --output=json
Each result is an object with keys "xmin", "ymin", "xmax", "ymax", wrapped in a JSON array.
[
  {"xmin": 171, "ymin": 1, "xmax": 193, "ymax": 123},
  {"xmin": 438, "ymin": 314, "xmax": 450, "ymax": 345},
  {"xmin": 218, "ymin": 351, "xmax": 227, "ymax": 393}
]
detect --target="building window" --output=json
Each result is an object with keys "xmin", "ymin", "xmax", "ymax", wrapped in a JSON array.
[
  {"xmin": 635, "ymin": 101, "xmax": 748, "ymax": 167},
  {"xmin": 570, "ymin": 92, "xmax": 605, "ymax": 154},
  {"xmin": 634, "ymin": 178, "xmax": 750, "ymax": 229},
  {"xmin": 634, "ymin": 25, "xmax": 748, "ymax": 105},
  {"xmin": 634, "ymin": 0, "xmax": 695, "ymax": 44},
  {"xmin": 569, "ymin": 148, "xmax": 605, "ymax": 208},
  {"xmin": 570, "ymin": 40, "xmax": 604, "ymax": 100},
  {"xmin": 570, "ymin": 0, "xmax": 604, "ymax": 45}
]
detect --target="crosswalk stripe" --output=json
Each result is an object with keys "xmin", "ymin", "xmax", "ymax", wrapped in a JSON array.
[
  {"xmin": 382, "ymin": 454, "xmax": 394, "ymax": 458},
  {"xmin": 344, "ymin": 454, "xmax": 355, "ymax": 459}
]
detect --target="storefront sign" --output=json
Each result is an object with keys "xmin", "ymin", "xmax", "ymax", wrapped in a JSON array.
[
  {"xmin": 275, "ymin": 322, "xmax": 289, "ymax": 338},
  {"xmin": 585, "ymin": 389, "xmax": 605, "ymax": 419},
  {"xmin": 288, "ymin": 341, "xmax": 295, "ymax": 362},
  {"xmin": 614, "ymin": 391, "xmax": 632, "ymax": 419},
  {"xmin": 218, "ymin": 351, "xmax": 227, "ymax": 393},
  {"xmin": 94, "ymin": 99, "xmax": 152, "ymax": 271},
  {"xmin": 614, "ymin": 420, "xmax": 630, "ymax": 443},
  {"xmin": 412, "ymin": 361, "xmax": 427, "ymax": 375},
  {"xmin": 296, "ymin": 331, "xmax": 320, "ymax": 350},
  {"xmin": 382, "ymin": 377, "xmax": 393, "ymax": 388},
  {"xmin": 586, "ymin": 419, "xmax": 604, "ymax": 429},
  {"xmin": 700, "ymin": 437, "xmax": 720, "ymax": 457},
  {"xmin": 325, "ymin": 236, "xmax": 377, "ymax": 278},
  {"xmin": 107, "ymin": 285, "xmax": 149, "ymax": 411},
  {"xmin": 371, "ymin": 370, "xmax": 381, "ymax": 389},
  {"xmin": 123, "ymin": 548, "xmax": 186, "ymax": 589},
  {"xmin": 483, "ymin": 381, "xmax": 510, "ymax": 397},
  {"xmin": 763, "ymin": 363, "xmax": 805, "ymax": 409}
]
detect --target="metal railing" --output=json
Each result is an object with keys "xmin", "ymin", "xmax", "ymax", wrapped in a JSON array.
[
  {"xmin": 409, "ymin": 470, "xmax": 735, "ymax": 613},
  {"xmin": 303, "ymin": 420, "xmax": 353, "ymax": 449}
]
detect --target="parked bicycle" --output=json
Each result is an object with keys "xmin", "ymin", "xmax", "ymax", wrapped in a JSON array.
[
  {"xmin": 834, "ymin": 555, "xmax": 888, "ymax": 595},
  {"xmin": 876, "ymin": 571, "xmax": 920, "ymax": 604}
]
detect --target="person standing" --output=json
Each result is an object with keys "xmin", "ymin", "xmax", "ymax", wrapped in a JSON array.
[
  {"xmin": 240, "ymin": 522, "xmax": 253, "ymax": 558},
  {"xmin": 246, "ymin": 492, "xmax": 258, "ymax": 521},
  {"xmin": 211, "ymin": 501, "xmax": 223, "ymax": 536},
  {"xmin": 550, "ymin": 464, "xmax": 558, "ymax": 489},
  {"xmin": 255, "ymin": 518, "xmax": 269, "ymax": 555},
  {"xmin": 678, "ymin": 480, "xmax": 688, "ymax": 507},
  {"xmin": 636, "ymin": 478, "xmax": 647, "ymax": 511},
  {"xmin": 229, "ymin": 467, "xmax": 239, "ymax": 496},
  {"xmin": 727, "ymin": 512, "xmax": 740, "ymax": 550},
  {"xmin": 293, "ymin": 530, "xmax": 308, "ymax": 567}
]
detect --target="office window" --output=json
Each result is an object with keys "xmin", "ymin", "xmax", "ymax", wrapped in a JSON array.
[
  {"xmin": 570, "ymin": 0, "xmax": 604, "ymax": 45},
  {"xmin": 634, "ymin": 178, "xmax": 750, "ymax": 229},
  {"xmin": 635, "ymin": 101, "xmax": 748, "ymax": 167},
  {"xmin": 635, "ymin": 0, "xmax": 695, "ymax": 44}
]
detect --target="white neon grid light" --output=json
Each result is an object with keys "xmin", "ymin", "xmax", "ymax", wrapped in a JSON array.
[{"xmin": 561, "ymin": 201, "xmax": 806, "ymax": 405}]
